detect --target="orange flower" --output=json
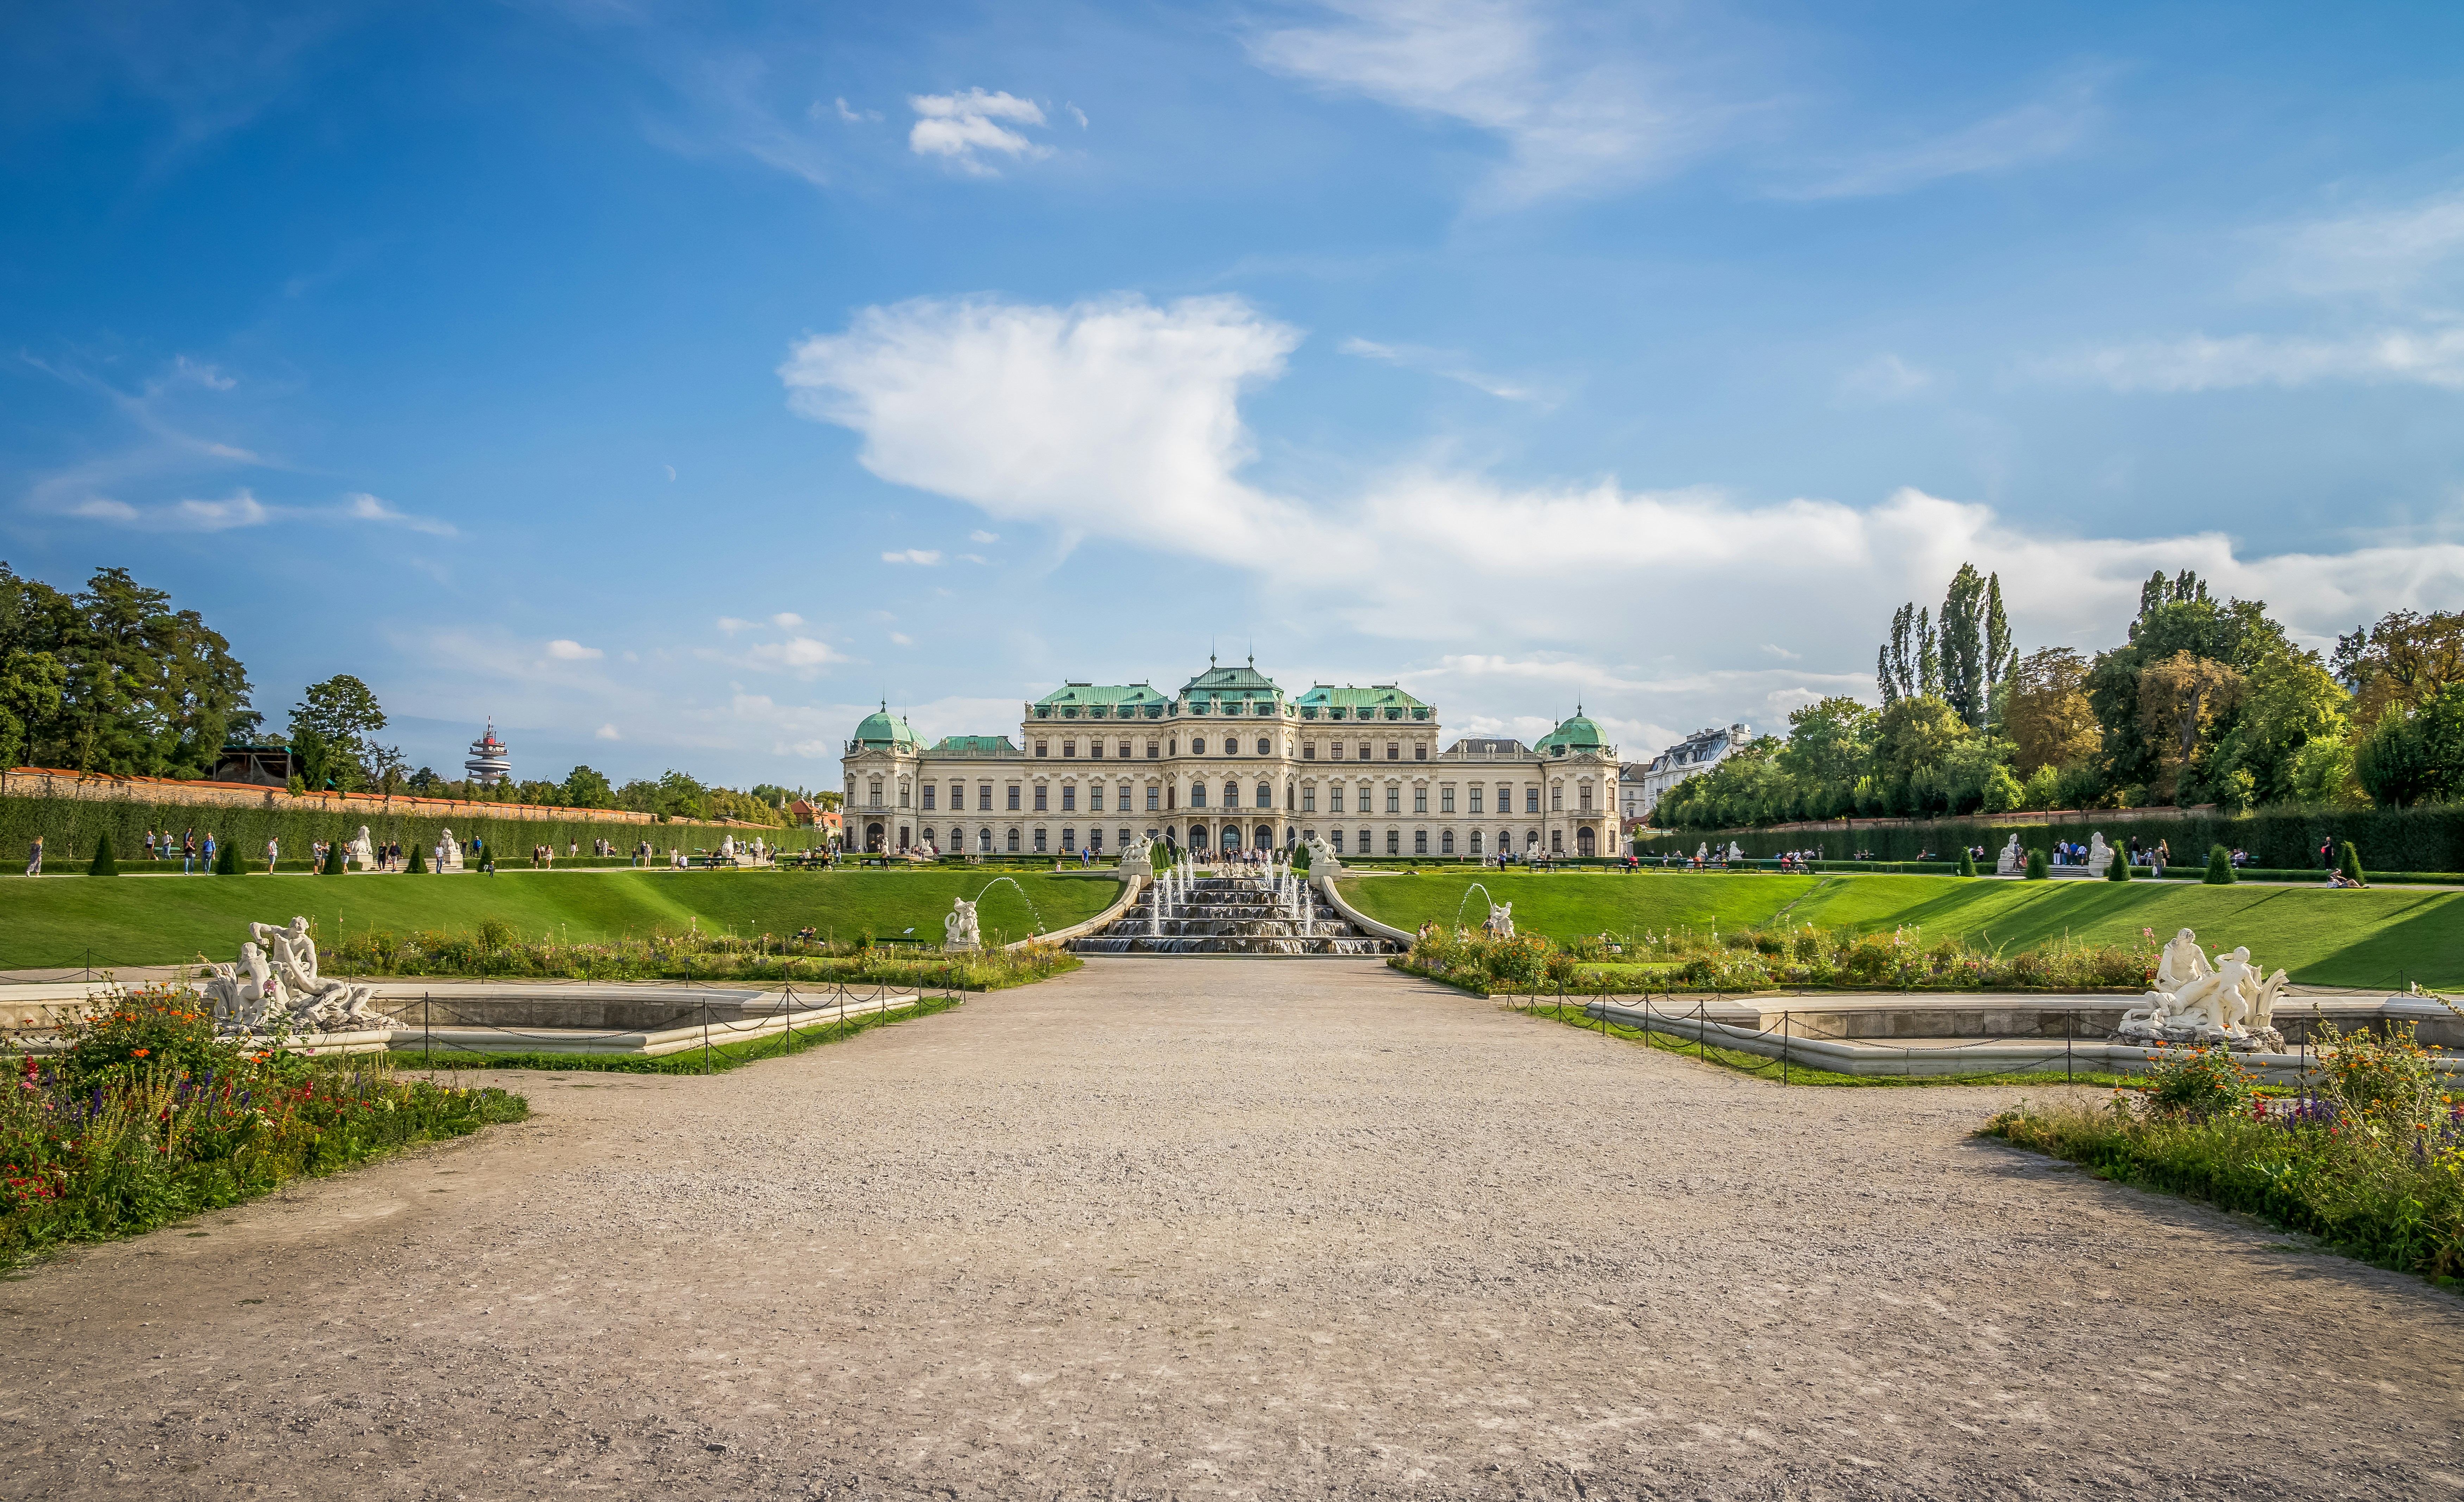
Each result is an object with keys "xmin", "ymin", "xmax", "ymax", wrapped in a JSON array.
[{"xmin": 131, "ymin": 1048, "xmax": 150, "ymax": 1058}]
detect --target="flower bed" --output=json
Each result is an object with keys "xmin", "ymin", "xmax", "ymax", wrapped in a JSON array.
[
  {"xmin": 1394, "ymin": 921, "xmax": 2150, "ymax": 995},
  {"xmin": 1985, "ymin": 1023, "xmax": 2464, "ymax": 1280},
  {"xmin": 1, "ymin": 984, "xmax": 526, "ymax": 1263},
  {"xmin": 328, "ymin": 924, "xmax": 1077, "ymax": 991}
]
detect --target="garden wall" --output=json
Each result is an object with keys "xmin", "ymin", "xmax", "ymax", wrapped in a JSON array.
[
  {"xmin": 0, "ymin": 770, "xmax": 771, "ymax": 863},
  {"xmin": 1638, "ymin": 805, "xmax": 2464, "ymax": 872}
]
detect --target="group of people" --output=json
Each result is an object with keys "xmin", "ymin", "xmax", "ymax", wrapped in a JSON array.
[{"xmin": 2124, "ymin": 836, "xmax": 2174, "ymax": 875}]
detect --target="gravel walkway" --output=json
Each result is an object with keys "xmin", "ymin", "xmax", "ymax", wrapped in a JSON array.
[{"xmin": 4, "ymin": 958, "xmax": 2459, "ymax": 1500}]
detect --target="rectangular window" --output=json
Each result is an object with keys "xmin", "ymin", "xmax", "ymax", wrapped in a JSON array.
[
  {"xmin": 898, "ymin": 785, "xmax": 910, "ymax": 808},
  {"xmin": 1386, "ymin": 829, "xmax": 1400, "ymax": 855},
  {"xmin": 1119, "ymin": 740, "xmax": 1132, "ymax": 757},
  {"xmin": 1330, "ymin": 787, "xmax": 1344, "ymax": 814},
  {"xmin": 1146, "ymin": 786, "xmax": 1159, "ymax": 811},
  {"xmin": 1579, "ymin": 786, "xmax": 1592, "ymax": 812},
  {"xmin": 1440, "ymin": 786, "xmax": 1454, "ymax": 813},
  {"xmin": 1146, "ymin": 740, "xmax": 1160, "ymax": 758},
  {"xmin": 1090, "ymin": 786, "xmax": 1104, "ymax": 812},
  {"xmin": 1385, "ymin": 788, "xmax": 1401, "ymax": 814},
  {"xmin": 1331, "ymin": 741, "xmax": 1343, "ymax": 759},
  {"xmin": 1525, "ymin": 786, "xmax": 1539, "ymax": 814},
  {"xmin": 1496, "ymin": 783, "xmax": 1509, "ymax": 812},
  {"xmin": 1302, "ymin": 787, "xmax": 1316, "ymax": 812},
  {"xmin": 1414, "ymin": 788, "xmax": 1428, "ymax": 814},
  {"xmin": 1090, "ymin": 739, "xmax": 1102, "ymax": 758},
  {"xmin": 1415, "ymin": 744, "xmax": 1427, "ymax": 761},
  {"xmin": 1035, "ymin": 741, "xmax": 1048, "ymax": 758},
  {"xmin": 1034, "ymin": 828, "xmax": 1048, "ymax": 853},
  {"xmin": 1359, "ymin": 742, "xmax": 1371, "ymax": 759},
  {"xmin": 1007, "ymin": 786, "xmax": 1021, "ymax": 811},
  {"xmin": 1469, "ymin": 787, "xmax": 1484, "ymax": 815},
  {"xmin": 1360, "ymin": 827, "xmax": 1371, "ymax": 853},
  {"xmin": 1062, "ymin": 786, "xmax": 1076, "ymax": 812},
  {"xmin": 1551, "ymin": 787, "xmax": 1563, "ymax": 812},
  {"xmin": 1192, "ymin": 783, "xmax": 1207, "ymax": 807},
  {"xmin": 922, "ymin": 786, "xmax": 936, "ymax": 811},
  {"xmin": 1331, "ymin": 829, "xmax": 1345, "ymax": 853},
  {"xmin": 1061, "ymin": 827, "xmax": 1075, "ymax": 849},
  {"xmin": 1035, "ymin": 786, "xmax": 1049, "ymax": 812},
  {"xmin": 979, "ymin": 784, "xmax": 993, "ymax": 811},
  {"xmin": 1063, "ymin": 740, "xmax": 1076, "ymax": 758},
  {"xmin": 1387, "ymin": 742, "xmax": 1399, "ymax": 760}
]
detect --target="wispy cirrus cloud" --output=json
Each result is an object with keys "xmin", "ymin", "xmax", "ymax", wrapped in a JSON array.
[
  {"xmin": 1246, "ymin": 0, "xmax": 1735, "ymax": 207},
  {"xmin": 2035, "ymin": 326, "xmax": 2464, "ymax": 393},
  {"xmin": 57, "ymin": 487, "xmax": 457, "ymax": 535},
  {"xmin": 1340, "ymin": 336, "xmax": 1551, "ymax": 402},
  {"xmin": 1775, "ymin": 69, "xmax": 2108, "ymax": 200}
]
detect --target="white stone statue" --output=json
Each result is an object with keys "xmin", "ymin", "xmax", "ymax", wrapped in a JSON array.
[
  {"xmin": 435, "ymin": 827, "xmax": 464, "ymax": 872},
  {"xmin": 1695, "ymin": 842, "xmax": 1709, "ymax": 863},
  {"xmin": 2085, "ymin": 832, "xmax": 2113, "ymax": 876},
  {"xmin": 1725, "ymin": 841, "xmax": 1745, "ymax": 864},
  {"xmin": 200, "ymin": 915, "xmax": 398, "ymax": 1034},
  {"xmin": 720, "ymin": 835, "xmax": 736, "ymax": 859},
  {"xmin": 1995, "ymin": 835, "xmax": 2024, "ymax": 876},
  {"xmin": 944, "ymin": 897, "xmax": 981, "ymax": 952},
  {"xmin": 2155, "ymin": 928, "xmax": 2209, "ymax": 993},
  {"xmin": 1483, "ymin": 901, "xmax": 1515, "ymax": 939},
  {"xmin": 2120, "ymin": 930, "xmax": 2287, "ymax": 1051},
  {"xmin": 348, "ymin": 825, "xmax": 377, "ymax": 871}
]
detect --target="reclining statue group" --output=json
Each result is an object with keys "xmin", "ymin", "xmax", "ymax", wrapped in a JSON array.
[
  {"xmin": 200, "ymin": 916, "xmax": 402, "ymax": 1035},
  {"xmin": 2121, "ymin": 927, "xmax": 2291, "ymax": 1050}
]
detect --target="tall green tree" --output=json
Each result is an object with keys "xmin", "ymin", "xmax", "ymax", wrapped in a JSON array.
[
  {"xmin": 1, "ymin": 563, "xmax": 252, "ymax": 776},
  {"xmin": 291, "ymin": 675, "xmax": 389, "ymax": 791}
]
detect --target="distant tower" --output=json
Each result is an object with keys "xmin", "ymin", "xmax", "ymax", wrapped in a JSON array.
[{"xmin": 463, "ymin": 719, "xmax": 511, "ymax": 786}]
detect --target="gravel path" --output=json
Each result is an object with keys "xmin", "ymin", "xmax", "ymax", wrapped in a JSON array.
[{"xmin": 5, "ymin": 958, "xmax": 2459, "ymax": 1500}]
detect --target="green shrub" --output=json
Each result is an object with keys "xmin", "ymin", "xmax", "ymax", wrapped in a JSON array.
[
  {"xmin": 52, "ymin": 983, "xmax": 232, "ymax": 1088},
  {"xmin": 213, "ymin": 839, "xmax": 240, "ymax": 875},
  {"xmin": 2143, "ymin": 1044, "xmax": 2258, "ymax": 1120},
  {"xmin": 1957, "ymin": 847, "xmax": 1977, "ymax": 877},
  {"xmin": 2106, "ymin": 850, "xmax": 2131, "ymax": 881},
  {"xmin": 2338, "ymin": 840, "xmax": 2366, "ymax": 888},
  {"xmin": 2312, "ymin": 1019, "xmax": 2444, "ymax": 1144},
  {"xmin": 476, "ymin": 915, "xmax": 519, "ymax": 951},
  {"xmin": 405, "ymin": 841, "xmax": 427, "ymax": 874},
  {"xmin": 2024, "ymin": 847, "xmax": 2049, "ymax": 880},
  {"xmin": 322, "ymin": 839, "xmax": 345, "ymax": 875},
  {"xmin": 86, "ymin": 833, "xmax": 116, "ymax": 876},
  {"xmin": 2205, "ymin": 844, "xmax": 2237, "ymax": 885}
]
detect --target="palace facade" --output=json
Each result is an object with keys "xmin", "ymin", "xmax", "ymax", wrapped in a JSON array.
[{"xmin": 841, "ymin": 659, "xmax": 1621, "ymax": 860}]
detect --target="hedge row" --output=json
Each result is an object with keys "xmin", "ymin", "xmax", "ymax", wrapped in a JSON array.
[
  {"xmin": 0, "ymin": 788, "xmax": 786, "ymax": 866},
  {"xmin": 1640, "ymin": 805, "xmax": 2464, "ymax": 872}
]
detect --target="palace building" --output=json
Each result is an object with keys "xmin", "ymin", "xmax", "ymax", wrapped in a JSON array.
[{"xmin": 841, "ymin": 658, "xmax": 1621, "ymax": 860}]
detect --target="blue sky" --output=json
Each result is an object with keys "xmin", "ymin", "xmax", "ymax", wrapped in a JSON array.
[{"xmin": 6, "ymin": 0, "xmax": 2463, "ymax": 788}]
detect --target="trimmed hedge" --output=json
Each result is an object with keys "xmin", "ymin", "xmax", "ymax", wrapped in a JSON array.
[
  {"xmin": 1647, "ymin": 803, "xmax": 2464, "ymax": 872},
  {"xmin": 0, "ymin": 787, "xmax": 775, "ymax": 876}
]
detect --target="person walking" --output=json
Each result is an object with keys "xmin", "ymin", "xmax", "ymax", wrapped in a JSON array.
[
  {"xmin": 266, "ymin": 837, "xmax": 279, "ymax": 873},
  {"xmin": 24, "ymin": 834, "xmax": 42, "ymax": 877},
  {"xmin": 2153, "ymin": 838, "xmax": 2169, "ymax": 878},
  {"xmin": 181, "ymin": 828, "xmax": 196, "ymax": 874},
  {"xmin": 203, "ymin": 832, "xmax": 218, "ymax": 872}
]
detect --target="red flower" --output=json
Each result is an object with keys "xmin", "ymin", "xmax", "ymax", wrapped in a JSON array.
[{"xmin": 131, "ymin": 1048, "xmax": 151, "ymax": 1058}]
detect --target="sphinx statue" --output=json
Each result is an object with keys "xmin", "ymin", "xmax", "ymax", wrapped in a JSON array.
[
  {"xmin": 348, "ymin": 825, "xmax": 378, "ymax": 871},
  {"xmin": 1995, "ymin": 835, "xmax": 2025, "ymax": 876}
]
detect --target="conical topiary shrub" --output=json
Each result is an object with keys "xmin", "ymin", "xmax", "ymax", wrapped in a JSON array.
[
  {"xmin": 87, "ymin": 833, "xmax": 117, "ymax": 876},
  {"xmin": 213, "ymin": 839, "xmax": 240, "ymax": 875},
  {"xmin": 2338, "ymin": 840, "xmax": 2366, "ymax": 887},
  {"xmin": 323, "ymin": 839, "xmax": 346, "ymax": 875},
  {"xmin": 2024, "ymin": 847, "xmax": 2049, "ymax": 880},
  {"xmin": 2106, "ymin": 848, "xmax": 2132, "ymax": 881},
  {"xmin": 1957, "ymin": 847, "xmax": 1978, "ymax": 878},
  {"xmin": 406, "ymin": 841, "xmax": 427, "ymax": 874},
  {"xmin": 2205, "ymin": 844, "xmax": 2237, "ymax": 885}
]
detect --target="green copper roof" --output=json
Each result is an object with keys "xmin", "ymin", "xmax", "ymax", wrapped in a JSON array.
[
  {"xmin": 851, "ymin": 705, "xmax": 918, "ymax": 748},
  {"xmin": 1032, "ymin": 682, "xmax": 1166, "ymax": 707},
  {"xmin": 1177, "ymin": 661, "xmax": 1282, "ymax": 698},
  {"xmin": 930, "ymin": 734, "xmax": 1018, "ymax": 753},
  {"xmin": 1535, "ymin": 709, "xmax": 1607, "ymax": 755},
  {"xmin": 1293, "ymin": 683, "xmax": 1430, "ymax": 721}
]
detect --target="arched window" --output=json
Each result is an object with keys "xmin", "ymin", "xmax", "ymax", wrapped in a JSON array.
[
  {"xmin": 1469, "ymin": 830, "xmax": 1484, "ymax": 854},
  {"xmin": 1006, "ymin": 828, "xmax": 1020, "ymax": 852},
  {"xmin": 1551, "ymin": 829, "xmax": 1564, "ymax": 853},
  {"xmin": 1440, "ymin": 829, "xmax": 1454, "ymax": 854},
  {"xmin": 1255, "ymin": 824, "xmax": 1271, "ymax": 849},
  {"xmin": 1386, "ymin": 829, "xmax": 1401, "ymax": 855},
  {"xmin": 1035, "ymin": 828, "xmax": 1049, "ymax": 853},
  {"xmin": 1255, "ymin": 782, "xmax": 1271, "ymax": 808},
  {"xmin": 1223, "ymin": 779, "xmax": 1239, "ymax": 805},
  {"xmin": 1255, "ymin": 737, "xmax": 1269, "ymax": 755},
  {"xmin": 1414, "ymin": 829, "xmax": 1428, "ymax": 855},
  {"xmin": 1577, "ymin": 826, "xmax": 1596, "ymax": 856},
  {"xmin": 978, "ymin": 828, "xmax": 992, "ymax": 852}
]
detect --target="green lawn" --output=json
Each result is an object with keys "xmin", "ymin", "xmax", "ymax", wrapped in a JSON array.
[
  {"xmin": 1340, "ymin": 870, "xmax": 2464, "ymax": 990},
  {"xmin": 0, "ymin": 868, "xmax": 1123, "ymax": 970}
]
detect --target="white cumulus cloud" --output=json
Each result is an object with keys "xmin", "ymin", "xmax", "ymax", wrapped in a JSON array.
[
  {"xmin": 907, "ymin": 89, "xmax": 1049, "ymax": 175},
  {"xmin": 595, "ymin": 723, "xmax": 623, "ymax": 740},
  {"xmin": 547, "ymin": 639, "xmax": 604, "ymax": 661}
]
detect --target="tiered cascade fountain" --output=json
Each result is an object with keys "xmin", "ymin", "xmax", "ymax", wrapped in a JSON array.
[{"xmin": 1071, "ymin": 857, "xmax": 1394, "ymax": 956}]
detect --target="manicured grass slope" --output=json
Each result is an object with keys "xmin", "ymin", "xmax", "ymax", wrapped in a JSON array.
[
  {"xmin": 0, "ymin": 869, "xmax": 1121, "ymax": 970},
  {"xmin": 1340, "ymin": 871, "xmax": 2464, "ymax": 990}
]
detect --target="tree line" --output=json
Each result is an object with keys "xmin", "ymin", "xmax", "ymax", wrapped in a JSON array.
[
  {"xmin": 1657, "ymin": 563, "xmax": 2462, "ymax": 830},
  {"xmin": 2, "ymin": 562, "xmax": 834, "ymax": 825}
]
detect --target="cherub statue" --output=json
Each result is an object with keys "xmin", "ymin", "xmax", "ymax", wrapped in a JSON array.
[
  {"xmin": 944, "ymin": 897, "xmax": 981, "ymax": 952},
  {"xmin": 1483, "ymin": 901, "xmax": 1515, "ymax": 940}
]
